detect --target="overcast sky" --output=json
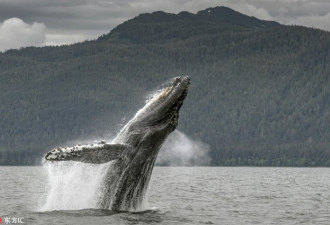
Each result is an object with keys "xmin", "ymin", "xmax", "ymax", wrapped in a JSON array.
[{"xmin": 1, "ymin": 0, "xmax": 330, "ymax": 52}]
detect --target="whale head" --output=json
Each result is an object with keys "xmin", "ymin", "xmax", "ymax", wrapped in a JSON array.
[
  {"xmin": 115, "ymin": 76, "xmax": 190, "ymax": 148},
  {"xmin": 138, "ymin": 76, "xmax": 190, "ymax": 131}
]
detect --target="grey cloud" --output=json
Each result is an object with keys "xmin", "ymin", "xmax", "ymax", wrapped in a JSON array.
[
  {"xmin": 231, "ymin": 0, "xmax": 330, "ymax": 23},
  {"xmin": 0, "ymin": 1, "xmax": 126, "ymax": 30},
  {"xmin": 292, "ymin": 12, "xmax": 330, "ymax": 31},
  {"xmin": 0, "ymin": 0, "xmax": 135, "ymax": 46}
]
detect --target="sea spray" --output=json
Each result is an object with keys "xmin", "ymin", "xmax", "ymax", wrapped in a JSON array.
[
  {"xmin": 157, "ymin": 130, "xmax": 211, "ymax": 166},
  {"xmin": 40, "ymin": 161, "xmax": 111, "ymax": 211}
]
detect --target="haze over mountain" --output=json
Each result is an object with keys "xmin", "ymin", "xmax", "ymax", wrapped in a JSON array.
[{"xmin": 0, "ymin": 6, "xmax": 329, "ymax": 166}]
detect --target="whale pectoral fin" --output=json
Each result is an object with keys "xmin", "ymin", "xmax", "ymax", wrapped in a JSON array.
[
  {"xmin": 45, "ymin": 144, "xmax": 133, "ymax": 164},
  {"xmin": 81, "ymin": 144, "xmax": 133, "ymax": 164}
]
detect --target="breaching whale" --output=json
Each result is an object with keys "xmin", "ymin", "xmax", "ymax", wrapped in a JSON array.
[{"xmin": 44, "ymin": 76, "xmax": 190, "ymax": 211}]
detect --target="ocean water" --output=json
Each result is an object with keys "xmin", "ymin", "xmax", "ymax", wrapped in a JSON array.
[{"xmin": 0, "ymin": 167, "xmax": 330, "ymax": 225}]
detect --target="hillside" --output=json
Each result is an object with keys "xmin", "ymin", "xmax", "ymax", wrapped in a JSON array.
[{"xmin": 0, "ymin": 6, "xmax": 329, "ymax": 166}]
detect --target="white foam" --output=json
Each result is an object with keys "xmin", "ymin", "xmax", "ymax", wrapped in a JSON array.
[{"xmin": 39, "ymin": 161, "xmax": 111, "ymax": 211}]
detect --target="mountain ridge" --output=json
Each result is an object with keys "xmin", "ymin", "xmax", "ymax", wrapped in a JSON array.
[{"xmin": 99, "ymin": 6, "xmax": 281, "ymax": 43}]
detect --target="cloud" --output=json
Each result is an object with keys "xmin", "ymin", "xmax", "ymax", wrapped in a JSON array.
[
  {"xmin": 0, "ymin": 18, "xmax": 46, "ymax": 52},
  {"xmin": 156, "ymin": 130, "xmax": 211, "ymax": 166},
  {"xmin": 226, "ymin": 0, "xmax": 330, "ymax": 29},
  {"xmin": 292, "ymin": 12, "xmax": 330, "ymax": 31},
  {"xmin": 45, "ymin": 31, "xmax": 95, "ymax": 46}
]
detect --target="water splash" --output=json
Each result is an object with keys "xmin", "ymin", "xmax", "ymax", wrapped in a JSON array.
[{"xmin": 39, "ymin": 161, "xmax": 111, "ymax": 211}]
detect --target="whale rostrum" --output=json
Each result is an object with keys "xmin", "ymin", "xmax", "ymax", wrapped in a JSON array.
[{"xmin": 44, "ymin": 76, "xmax": 190, "ymax": 210}]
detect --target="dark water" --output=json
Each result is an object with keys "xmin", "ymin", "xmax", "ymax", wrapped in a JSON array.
[{"xmin": 1, "ymin": 167, "xmax": 330, "ymax": 225}]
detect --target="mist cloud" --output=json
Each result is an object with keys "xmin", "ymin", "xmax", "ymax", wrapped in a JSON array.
[
  {"xmin": 0, "ymin": 18, "xmax": 46, "ymax": 52},
  {"xmin": 157, "ymin": 130, "xmax": 211, "ymax": 166}
]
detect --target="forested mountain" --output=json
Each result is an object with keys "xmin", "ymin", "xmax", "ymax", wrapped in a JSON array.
[{"xmin": 0, "ymin": 6, "xmax": 329, "ymax": 166}]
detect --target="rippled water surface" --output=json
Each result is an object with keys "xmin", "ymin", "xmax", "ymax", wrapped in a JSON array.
[{"xmin": 1, "ymin": 167, "xmax": 330, "ymax": 225}]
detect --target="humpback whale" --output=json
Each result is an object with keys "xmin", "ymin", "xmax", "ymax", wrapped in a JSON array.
[{"xmin": 44, "ymin": 76, "xmax": 190, "ymax": 211}]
